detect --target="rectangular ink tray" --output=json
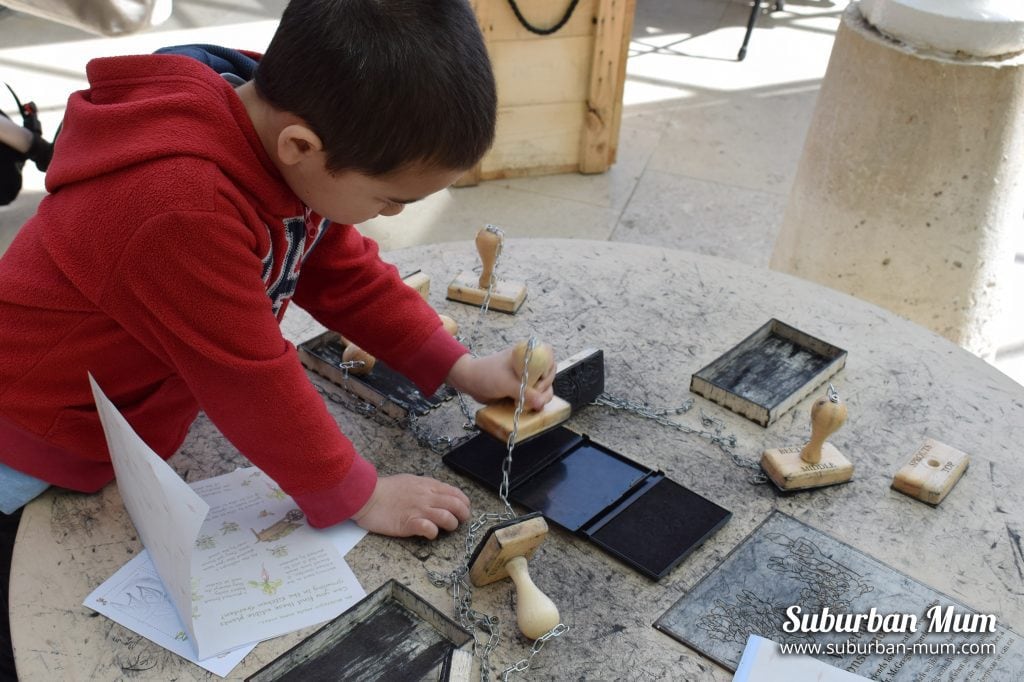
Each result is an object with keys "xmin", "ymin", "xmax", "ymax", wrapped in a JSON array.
[{"xmin": 444, "ymin": 427, "xmax": 731, "ymax": 580}]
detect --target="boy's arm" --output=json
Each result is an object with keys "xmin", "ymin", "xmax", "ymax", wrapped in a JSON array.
[
  {"xmin": 293, "ymin": 221, "xmax": 557, "ymax": 411},
  {"xmin": 291, "ymin": 222, "xmax": 468, "ymax": 394},
  {"xmin": 100, "ymin": 212, "xmax": 383, "ymax": 528}
]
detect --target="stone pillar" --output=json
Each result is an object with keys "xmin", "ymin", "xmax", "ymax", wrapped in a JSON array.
[{"xmin": 770, "ymin": 2, "xmax": 1024, "ymax": 358}]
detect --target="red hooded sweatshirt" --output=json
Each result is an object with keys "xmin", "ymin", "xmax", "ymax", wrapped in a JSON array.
[{"xmin": 0, "ymin": 50, "xmax": 467, "ymax": 527}]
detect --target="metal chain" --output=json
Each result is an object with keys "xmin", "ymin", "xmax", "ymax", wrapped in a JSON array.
[
  {"xmin": 500, "ymin": 624, "xmax": 570, "ymax": 680},
  {"xmin": 498, "ymin": 337, "xmax": 535, "ymax": 515},
  {"xmin": 312, "ymin": 373, "xmax": 474, "ymax": 455},
  {"xmin": 592, "ymin": 392, "xmax": 768, "ymax": 485},
  {"xmin": 827, "ymin": 382, "xmax": 839, "ymax": 403},
  {"xmin": 429, "ymin": 335, "xmax": 569, "ymax": 680},
  {"xmin": 427, "ymin": 511, "xmax": 511, "ymax": 680}
]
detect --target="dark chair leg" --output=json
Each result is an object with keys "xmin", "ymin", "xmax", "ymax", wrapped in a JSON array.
[{"xmin": 738, "ymin": 0, "xmax": 763, "ymax": 61}]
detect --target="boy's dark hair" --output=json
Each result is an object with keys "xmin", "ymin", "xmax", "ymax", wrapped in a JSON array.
[{"xmin": 255, "ymin": 0, "xmax": 497, "ymax": 177}]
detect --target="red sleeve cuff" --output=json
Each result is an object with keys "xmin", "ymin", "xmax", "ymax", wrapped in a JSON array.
[
  {"xmin": 392, "ymin": 326, "xmax": 468, "ymax": 395},
  {"xmin": 290, "ymin": 454, "xmax": 378, "ymax": 528}
]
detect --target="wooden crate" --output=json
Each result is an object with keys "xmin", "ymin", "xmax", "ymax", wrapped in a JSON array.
[{"xmin": 458, "ymin": 0, "xmax": 637, "ymax": 185}]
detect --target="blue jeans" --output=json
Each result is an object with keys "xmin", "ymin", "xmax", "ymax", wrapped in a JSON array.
[{"xmin": 0, "ymin": 462, "xmax": 48, "ymax": 515}]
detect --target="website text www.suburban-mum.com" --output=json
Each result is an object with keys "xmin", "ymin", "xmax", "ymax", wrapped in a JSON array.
[{"xmin": 778, "ymin": 639, "xmax": 996, "ymax": 658}]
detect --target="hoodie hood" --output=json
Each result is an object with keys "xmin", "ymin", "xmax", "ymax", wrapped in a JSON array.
[{"xmin": 46, "ymin": 48, "xmax": 294, "ymax": 216}]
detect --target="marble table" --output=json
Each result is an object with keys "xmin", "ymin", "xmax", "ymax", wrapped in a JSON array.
[{"xmin": 11, "ymin": 239, "xmax": 1024, "ymax": 680}]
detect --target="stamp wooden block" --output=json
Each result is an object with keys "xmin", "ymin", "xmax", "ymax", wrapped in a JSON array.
[
  {"xmin": 446, "ymin": 227, "xmax": 527, "ymax": 313},
  {"xmin": 476, "ymin": 395, "xmax": 571, "ymax": 442},
  {"xmin": 468, "ymin": 513, "xmax": 560, "ymax": 640},
  {"xmin": 892, "ymin": 438, "xmax": 970, "ymax": 505},
  {"xmin": 761, "ymin": 444, "xmax": 854, "ymax": 491},
  {"xmin": 402, "ymin": 269, "xmax": 431, "ymax": 299},
  {"xmin": 446, "ymin": 270, "xmax": 527, "ymax": 313}
]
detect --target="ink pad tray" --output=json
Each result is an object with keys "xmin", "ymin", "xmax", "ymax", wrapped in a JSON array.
[
  {"xmin": 443, "ymin": 427, "xmax": 731, "ymax": 580},
  {"xmin": 246, "ymin": 579, "xmax": 472, "ymax": 682},
  {"xmin": 298, "ymin": 331, "xmax": 454, "ymax": 420},
  {"xmin": 689, "ymin": 319, "xmax": 847, "ymax": 427}
]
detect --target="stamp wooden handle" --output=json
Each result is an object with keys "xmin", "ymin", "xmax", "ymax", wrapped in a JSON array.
[
  {"xmin": 800, "ymin": 391, "xmax": 847, "ymax": 464},
  {"xmin": 511, "ymin": 340, "xmax": 552, "ymax": 389},
  {"xmin": 438, "ymin": 314, "xmax": 459, "ymax": 336},
  {"xmin": 475, "ymin": 227, "xmax": 502, "ymax": 289},
  {"xmin": 505, "ymin": 555, "xmax": 560, "ymax": 640},
  {"xmin": 341, "ymin": 342, "xmax": 376, "ymax": 376}
]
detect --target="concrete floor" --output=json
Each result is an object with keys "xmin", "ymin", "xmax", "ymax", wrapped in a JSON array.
[{"xmin": 1, "ymin": 0, "xmax": 1021, "ymax": 386}]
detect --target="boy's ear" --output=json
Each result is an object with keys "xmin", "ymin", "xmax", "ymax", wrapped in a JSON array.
[{"xmin": 277, "ymin": 124, "xmax": 323, "ymax": 166}]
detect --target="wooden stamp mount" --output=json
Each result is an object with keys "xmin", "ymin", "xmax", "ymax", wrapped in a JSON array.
[
  {"xmin": 447, "ymin": 226, "xmax": 527, "ymax": 314},
  {"xmin": 447, "ymin": 270, "xmax": 527, "ymax": 314},
  {"xmin": 475, "ymin": 396, "xmax": 571, "ymax": 444},
  {"xmin": 891, "ymin": 438, "xmax": 970, "ymax": 505},
  {"xmin": 761, "ymin": 443, "xmax": 854, "ymax": 491},
  {"xmin": 761, "ymin": 386, "xmax": 853, "ymax": 491},
  {"xmin": 468, "ymin": 512, "xmax": 560, "ymax": 640},
  {"xmin": 475, "ymin": 339, "xmax": 571, "ymax": 443}
]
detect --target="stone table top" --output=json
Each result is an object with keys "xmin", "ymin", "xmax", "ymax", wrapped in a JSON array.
[{"xmin": 11, "ymin": 239, "xmax": 1024, "ymax": 680}]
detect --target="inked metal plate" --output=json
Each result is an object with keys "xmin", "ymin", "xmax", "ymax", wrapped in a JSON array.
[
  {"xmin": 690, "ymin": 319, "xmax": 846, "ymax": 426},
  {"xmin": 298, "ymin": 332, "xmax": 453, "ymax": 418},
  {"xmin": 246, "ymin": 580, "xmax": 471, "ymax": 682},
  {"xmin": 655, "ymin": 512, "xmax": 1024, "ymax": 678}
]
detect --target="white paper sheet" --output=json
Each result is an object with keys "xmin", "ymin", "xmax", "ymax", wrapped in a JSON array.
[
  {"xmin": 86, "ymin": 376, "xmax": 369, "ymax": 669},
  {"xmin": 90, "ymin": 374, "xmax": 209, "ymax": 646},
  {"xmin": 186, "ymin": 467, "xmax": 363, "ymax": 658},
  {"xmin": 84, "ymin": 517, "xmax": 367, "ymax": 676}
]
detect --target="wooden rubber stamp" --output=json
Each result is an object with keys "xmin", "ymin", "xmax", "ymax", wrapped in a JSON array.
[
  {"xmin": 761, "ymin": 384, "xmax": 853, "ymax": 491},
  {"xmin": 468, "ymin": 512, "xmax": 560, "ymax": 640},
  {"xmin": 402, "ymin": 269, "xmax": 431, "ymax": 300},
  {"xmin": 438, "ymin": 314, "xmax": 459, "ymax": 337},
  {"xmin": 447, "ymin": 225, "xmax": 527, "ymax": 314},
  {"xmin": 340, "ymin": 340, "xmax": 376, "ymax": 376},
  {"xmin": 297, "ymin": 307, "xmax": 460, "ymax": 419},
  {"xmin": 476, "ymin": 339, "xmax": 571, "ymax": 443},
  {"xmin": 892, "ymin": 438, "xmax": 969, "ymax": 505}
]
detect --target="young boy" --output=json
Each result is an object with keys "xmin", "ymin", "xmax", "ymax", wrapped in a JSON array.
[{"xmin": 0, "ymin": 0, "xmax": 553, "ymax": 585}]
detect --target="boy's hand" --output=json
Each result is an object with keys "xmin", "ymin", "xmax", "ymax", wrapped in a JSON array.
[
  {"xmin": 352, "ymin": 474, "xmax": 471, "ymax": 539},
  {"xmin": 445, "ymin": 345, "xmax": 556, "ymax": 411}
]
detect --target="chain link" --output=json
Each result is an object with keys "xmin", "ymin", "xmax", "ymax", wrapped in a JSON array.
[
  {"xmin": 592, "ymin": 392, "xmax": 767, "ymax": 485},
  {"xmin": 500, "ymin": 623, "xmax": 570, "ymax": 679},
  {"xmin": 427, "ymin": 510, "xmax": 511, "ymax": 680},
  {"xmin": 312, "ymin": 378, "xmax": 475, "ymax": 455},
  {"xmin": 497, "ymin": 336, "xmax": 534, "ymax": 515}
]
